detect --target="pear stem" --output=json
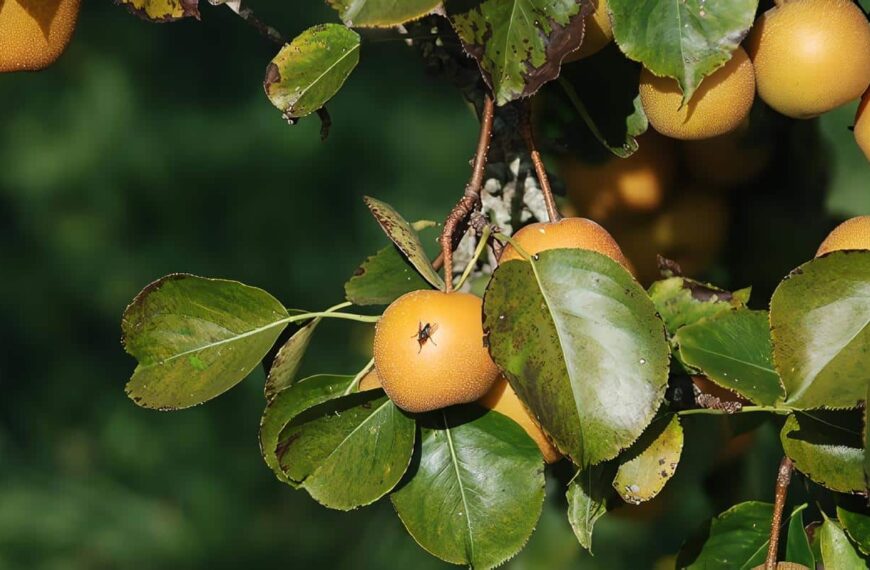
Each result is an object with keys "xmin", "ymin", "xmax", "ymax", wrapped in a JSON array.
[{"xmin": 520, "ymin": 101, "xmax": 562, "ymax": 223}]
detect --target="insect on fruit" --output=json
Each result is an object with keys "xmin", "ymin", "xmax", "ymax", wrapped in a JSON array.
[{"xmin": 413, "ymin": 322, "xmax": 438, "ymax": 353}]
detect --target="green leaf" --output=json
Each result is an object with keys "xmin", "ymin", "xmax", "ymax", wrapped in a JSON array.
[
  {"xmin": 770, "ymin": 251, "xmax": 870, "ymax": 410},
  {"xmin": 327, "ymin": 0, "xmax": 441, "ymax": 27},
  {"xmin": 648, "ymin": 276, "xmax": 750, "ymax": 337},
  {"xmin": 264, "ymin": 24, "xmax": 360, "ymax": 120},
  {"xmin": 363, "ymin": 196, "xmax": 444, "ymax": 290},
  {"xmin": 446, "ymin": 0, "xmax": 590, "ymax": 105},
  {"xmin": 677, "ymin": 501, "xmax": 772, "ymax": 569},
  {"xmin": 838, "ymin": 507, "xmax": 870, "ymax": 556},
  {"xmin": 674, "ymin": 309, "xmax": 784, "ymax": 406},
  {"xmin": 264, "ymin": 322, "xmax": 316, "ymax": 400},
  {"xmin": 259, "ymin": 374, "xmax": 356, "ymax": 484},
  {"xmin": 555, "ymin": 50, "xmax": 648, "ymax": 159},
  {"xmin": 483, "ymin": 249, "xmax": 670, "ymax": 466},
  {"xmin": 117, "ymin": 0, "xmax": 199, "ymax": 21},
  {"xmin": 276, "ymin": 390, "xmax": 415, "ymax": 510},
  {"xmin": 122, "ymin": 274, "xmax": 289, "ymax": 410},
  {"xmin": 345, "ymin": 246, "xmax": 432, "ymax": 306},
  {"xmin": 780, "ymin": 412, "xmax": 866, "ymax": 494},
  {"xmin": 567, "ymin": 464, "xmax": 614, "ymax": 553},
  {"xmin": 786, "ymin": 504, "xmax": 815, "ymax": 569},
  {"xmin": 820, "ymin": 515, "xmax": 867, "ymax": 569},
  {"xmin": 391, "ymin": 408, "xmax": 546, "ymax": 569},
  {"xmin": 609, "ymin": 0, "xmax": 758, "ymax": 102},
  {"xmin": 613, "ymin": 415, "xmax": 683, "ymax": 504},
  {"xmin": 264, "ymin": 303, "xmax": 355, "ymax": 399}
]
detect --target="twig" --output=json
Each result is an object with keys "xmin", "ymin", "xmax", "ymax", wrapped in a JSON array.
[
  {"xmin": 440, "ymin": 94, "xmax": 495, "ymax": 292},
  {"xmin": 316, "ymin": 107, "xmax": 332, "ymax": 141},
  {"xmin": 217, "ymin": 0, "xmax": 285, "ymax": 45},
  {"xmin": 765, "ymin": 457, "xmax": 795, "ymax": 570},
  {"xmin": 519, "ymin": 101, "xmax": 561, "ymax": 223}
]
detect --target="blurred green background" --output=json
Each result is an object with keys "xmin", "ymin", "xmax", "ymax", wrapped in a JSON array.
[{"xmin": 0, "ymin": 2, "xmax": 867, "ymax": 569}]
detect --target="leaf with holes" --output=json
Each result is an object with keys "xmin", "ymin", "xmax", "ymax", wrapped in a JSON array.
[
  {"xmin": 786, "ymin": 504, "xmax": 815, "ymax": 569},
  {"xmin": 770, "ymin": 251, "xmax": 870, "ymax": 410},
  {"xmin": 345, "ymin": 246, "xmax": 433, "ymax": 306},
  {"xmin": 122, "ymin": 274, "xmax": 289, "ymax": 410},
  {"xmin": 264, "ymin": 24, "xmax": 360, "ymax": 120},
  {"xmin": 676, "ymin": 501, "xmax": 773, "ymax": 569},
  {"xmin": 649, "ymin": 276, "xmax": 750, "ymax": 337},
  {"xmin": 260, "ymin": 374, "xmax": 356, "ymax": 484},
  {"xmin": 609, "ymin": 0, "xmax": 758, "ymax": 102},
  {"xmin": 837, "ymin": 507, "xmax": 870, "ymax": 556},
  {"xmin": 363, "ymin": 196, "xmax": 444, "ymax": 290},
  {"xmin": 820, "ymin": 515, "xmax": 866, "ymax": 569},
  {"xmin": 391, "ymin": 408, "xmax": 546, "ymax": 568},
  {"xmin": 780, "ymin": 412, "xmax": 866, "ymax": 494},
  {"xmin": 276, "ymin": 390, "xmax": 414, "ymax": 510},
  {"xmin": 446, "ymin": 0, "xmax": 591, "ymax": 105},
  {"xmin": 613, "ymin": 415, "xmax": 683, "ymax": 504},
  {"xmin": 675, "ymin": 309, "xmax": 784, "ymax": 406},
  {"xmin": 327, "ymin": 0, "xmax": 442, "ymax": 27},
  {"xmin": 117, "ymin": 0, "xmax": 199, "ymax": 21},
  {"xmin": 483, "ymin": 249, "xmax": 670, "ymax": 466},
  {"xmin": 567, "ymin": 463, "xmax": 614, "ymax": 553}
]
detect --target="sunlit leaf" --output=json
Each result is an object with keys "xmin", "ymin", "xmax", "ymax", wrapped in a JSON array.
[
  {"xmin": 484, "ymin": 249, "xmax": 670, "ymax": 466},
  {"xmin": 117, "ymin": 0, "xmax": 199, "ymax": 21},
  {"xmin": 264, "ymin": 24, "xmax": 360, "ymax": 120},
  {"xmin": 345, "ymin": 246, "xmax": 432, "ymax": 306},
  {"xmin": 837, "ymin": 507, "xmax": 870, "ymax": 556},
  {"xmin": 391, "ymin": 407, "xmax": 546, "ymax": 568},
  {"xmin": 327, "ymin": 0, "xmax": 442, "ymax": 27},
  {"xmin": 609, "ymin": 0, "xmax": 758, "ymax": 102},
  {"xmin": 820, "ymin": 515, "xmax": 866, "ymax": 569},
  {"xmin": 122, "ymin": 274, "xmax": 289, "ymax": 410},
  {"xmin": 446, "ymin": 0, "xmax": 590, "ymax": 105},
  {"xmin": 363, "ymin": 196, "xmax": 444, "ymax": 290},
  {"xmin": 770, "ymin": 251, "xmax": 870, "ymax": 410},
  {"xmin": 613, "ymin": 415, "xmax": 683, "ymax": 504},
  {"xmin": 276, "ymin": 390, "xmax": 415, "ymax": 510},
  {"xmin": 675, "ymin": 309, "xmax": 784, "ymax": 406},
  {"xmin": 780, "ymin": 412, "xmax": 865, "ymax": 494},
  {"xmin": 648, "ymin": 276, "xmax": 750, "ymax": 337},
  {"xmin": 259, "ymin": 374, "xmax": 356, "ymax": 484}
]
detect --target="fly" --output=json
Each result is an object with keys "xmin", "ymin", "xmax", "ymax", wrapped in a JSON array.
[{"xmin": 413, "ymin": 322, "xmax": 438, "ymax": 353}]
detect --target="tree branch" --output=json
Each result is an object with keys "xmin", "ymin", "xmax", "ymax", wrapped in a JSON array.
[
  {"xmin": 765, "ymin": 456, "xmax": 795, "ymax": 570},
  {"xmin": 217, "ymin": 0, "xmax": 286, "ymax": 45},
  {"xmin": 440, "ymin": 93, "xmax": 495, "ymax": 292},
  {"xmin": 519, "ymin": 101, "xmax": 561, "ymax": 223}
]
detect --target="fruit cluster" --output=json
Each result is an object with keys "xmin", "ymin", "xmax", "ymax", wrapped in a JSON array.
[{"xmin": 364, "ymin": 214, "xmax": 869, "ymax": 466}]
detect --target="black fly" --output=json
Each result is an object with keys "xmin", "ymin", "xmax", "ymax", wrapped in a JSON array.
[{"xmin": 413, "ymin": 322, "xmax": 438, "ymax": 353}]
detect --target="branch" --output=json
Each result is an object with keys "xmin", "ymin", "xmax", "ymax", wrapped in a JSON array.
[
  {"xmin": 217, "ymin": 0, "xmax": 285, "ymax": 45},
  {"xmin": 519, "ymin": 101, "xmax": 561, "ymax": 223},
  {"xmin": 440, "ymin": 94, "xmax": 495, "ymax": 292},
  {"xmin": 765, "ymin": 457, "xmax": 795, "ymax": 570}
]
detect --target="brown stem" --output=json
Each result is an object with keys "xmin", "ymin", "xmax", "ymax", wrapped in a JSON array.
[
  {"xmin": 440, "ymin": 94, "xmax": 495, "ymax": 292},
  {"xmin": 222, "ymin": 1, "xmax": 286, "ymax": 45},
  {"xmin": 520, "ymin": 102, "xmax": 561, "ymax": 223},
  {"xmin": 765, "ymin": 456, "xmax": 795, "ymax": 570}
]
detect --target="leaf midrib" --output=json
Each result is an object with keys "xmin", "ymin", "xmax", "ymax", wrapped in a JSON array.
[{"xmin": 444, "ymin": 411, "xmax": 476, "ymax": 565}]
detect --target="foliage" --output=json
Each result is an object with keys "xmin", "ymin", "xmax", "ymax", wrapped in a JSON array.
[{"xmin": 4, "ymin": 0, "xmax": 867, "ymax": 567}]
